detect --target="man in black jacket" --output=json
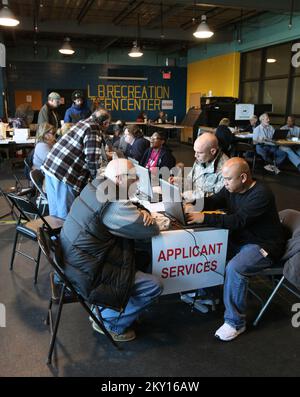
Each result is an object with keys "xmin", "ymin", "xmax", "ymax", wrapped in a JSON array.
[
  {"xmin": 60, "ymin": 159, "xmax": 162, "ymax": 342},
  {"xmin": 187, "ymin": 157, "xmax": 286, "ymax": 341}
]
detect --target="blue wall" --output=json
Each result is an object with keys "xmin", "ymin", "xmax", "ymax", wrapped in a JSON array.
[{"xmin": 6, "ymin": 61, "xmax": 187, "ymax": 122}]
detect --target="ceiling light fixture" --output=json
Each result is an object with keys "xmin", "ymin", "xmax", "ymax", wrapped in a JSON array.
[
  {"xmin": 0, "ymin": 0, "xmax": 19, "ymax": 27},
  {"xmin": 267, "ymin": 58, "xmax": 276, "ymax": 63},
  {"xmin": 193, "ymin": 15, "xmax": 214, "ymax": 39},
  {"xmin": 129, "ymin": 13, "xmax": 143, "ymax": 58},
  {"xmin": 59, "ymin": 37, "xmax": 75, "ymax": 55},
  {"xmin": 128, "ymin": 41, "xmax": 143, "ymax": 58}
]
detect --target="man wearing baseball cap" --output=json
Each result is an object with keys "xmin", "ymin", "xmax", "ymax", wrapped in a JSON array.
[
  {"xmin": 38, "ymin": 91, "xmax": 61, "ymax": 129},
  {"xmin": 64, "ymin": 90, "xmax": 91, "ymax": 123}
]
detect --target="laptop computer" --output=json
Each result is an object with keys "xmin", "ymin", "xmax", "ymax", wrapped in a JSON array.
[
  {"xmin": 134, "ymin": 164, "xmax": 154, "ymax": 201},
  {"xmin": 160, "ymin": 179, "xmax": 206, "ymax": 229},
  {"xmin": 272, "ymin": 129, "xmax": 289, "ymax": 141}
]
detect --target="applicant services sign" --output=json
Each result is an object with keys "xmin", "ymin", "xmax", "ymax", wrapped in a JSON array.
[{"xmin": 152, "ymin": 228, "xmax": 228, "ymax": 295}]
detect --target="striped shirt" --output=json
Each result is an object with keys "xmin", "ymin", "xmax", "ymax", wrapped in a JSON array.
[{"xmin": 41, "ymin": 117, "xmax": 103, "ymax": 193}]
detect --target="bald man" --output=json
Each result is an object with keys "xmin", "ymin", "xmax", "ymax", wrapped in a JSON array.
[
  {"xmin": 60, "ymin": 159, "xmax": 162, "ymax": 342},
  {"xmin": 187, "ymin": 158, "xmax": 286, "ymax": 341},
  {"xmin": 171, "ymin": 133, "xmax": 228, "ymax": 207}
]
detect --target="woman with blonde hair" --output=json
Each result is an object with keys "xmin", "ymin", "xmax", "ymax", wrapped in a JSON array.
[{"xmin": 33, "ymin": 123, "xmax": 56, "ymax": 169}]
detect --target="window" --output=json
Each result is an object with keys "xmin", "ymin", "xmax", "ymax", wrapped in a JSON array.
[
  {"xmin": 263, "ymin": 79, "xmax": 288, "ymax": 114},
  {"xmin": 240, "ymin": 40, "xmax": 297, "ymax": 120},
  {"xmin": 265, "ymin": 43, "xmax": 291, "ymax": 78},
  {"xmin": 291, "ymin": 77, "xmax": 300, "ymax": 115},
  {"xmin": 243, "ymin": 50, "xmax": 261, "ymax": 80},
  {"xmin": 241, "ymin": 81, "xmax": 259, "ymax": 103}
]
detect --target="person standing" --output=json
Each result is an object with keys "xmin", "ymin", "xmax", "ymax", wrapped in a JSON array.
[
  {"xmin": 41, "ymin": 108, "xmax": 110, "ymax": 219},
  {"xmin": 64, "ymin": 90, "xmax": 91, "ymax": 123},
  {"xmin": 38, "ymin": 92, "xmax": 61, "ymax": 130}
]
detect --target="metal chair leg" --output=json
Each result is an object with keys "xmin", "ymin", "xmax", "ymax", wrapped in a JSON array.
[
  {"xmin": 79, "ymin": 299, "xmax": 120, "ymax": 350},
  {"xmin": 45, "ymin": 298, "xmax": 52, "ymax": 326},
  {"xmin": 47, "ymin": 284, "xmax": 65, "ymax": 365},
  {"xmin": 253, "ymin": 276, "xmax": 285, "ymax": 327},
  {"xmin": 10, "ymin": 230, "xmax": 19, "ymax": 270},
  {"xmin": 34, "ymin": 245, "xmax": 42, "ymax": 284}
]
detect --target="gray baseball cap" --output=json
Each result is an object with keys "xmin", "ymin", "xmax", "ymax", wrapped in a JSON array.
[{"xmin": 48, "ymin": 92, "xmax": 61, "ymax": 100}]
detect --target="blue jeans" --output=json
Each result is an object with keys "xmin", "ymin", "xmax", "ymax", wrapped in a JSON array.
[
  {"xmin": 45, "ymin": 173, "xmax": 76, "ymax": 219},
  {"xmin": 279, "ymin": 146, "xmax": 300, "ymax": 168},
  {"xmin": 94, "ymin": 271, "xmax": 163, "ymax": 334},
  {"xmin": 256, "ymin": 144, "xmax": 287, "ymax": 166},
  {"xmin": 223, "ymin": 244, "xmax": 273, "ymax": 329}
]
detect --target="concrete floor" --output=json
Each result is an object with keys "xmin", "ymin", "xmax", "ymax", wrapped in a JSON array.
[{"xmin": 0, "ymin": 144, "xmax": 300, "ymax": 377}]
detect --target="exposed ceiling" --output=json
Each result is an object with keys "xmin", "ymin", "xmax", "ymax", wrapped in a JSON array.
[{"xmin": 1, "ymin": 0, "xmax": 299, "ymax": 56}]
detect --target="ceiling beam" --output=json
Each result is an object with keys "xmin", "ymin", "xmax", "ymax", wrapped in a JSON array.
[
  {"xmin": 97, "ymin": 37, "xmax": 119, "ymax": 52},
  {"xmin": 16, "ymin": 17, "xmax": 195, "ymax": 42},
  {"xmin": 113, "ymin": 0, "xmax": 144, "ymax": 25},
  {"xmin": 77, "ymin": 0, "xmax": 96, "ymax": 25},
  {"xmin": 194, "ymin": 0, "xmax": 300, "ymax": 12},
  {"xmin": 146, "ymin": 4, "xmax": 185, "ymax": 29}
]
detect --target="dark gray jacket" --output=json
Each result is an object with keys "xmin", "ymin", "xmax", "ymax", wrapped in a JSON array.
[
  {"xmin": 60, "ymin": 178, "xmax": 159, "ymax": 311},
  {"xmin": 280, "ymin": 209, "xmax": 300, "ymax": 290}
]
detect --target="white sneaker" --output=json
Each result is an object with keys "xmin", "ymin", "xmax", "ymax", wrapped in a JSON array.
[
  {"xmin": 273, "ymin": 165, "xmax": 281, "ymax": 174},
  {"xmin": 214, "ymin": 323, "xmax": 246, "ymax": 341},
  {"xmin": 264, "ymin": 164, "xmax": 275, "ymax": 172},
  {"xmin": 180, "ymin": 293, "xmax": 209, "ymax": 313}
]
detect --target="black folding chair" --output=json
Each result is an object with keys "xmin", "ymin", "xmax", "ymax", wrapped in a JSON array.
[
  {"xmin": 0, "ymin": 175, "xmax": 33, "ymax": 220},
  {"xmin": 29, "ymin": 169, "xmax": 48, "ymax": 215},
  {"xmin": 37, "ymin": 227, "xmax": 119, "ymax": 364},
  {"xmin": 7, "ymin": 193, "xmax": 64, "ymax": 284},
  {"xmin": 250, "ymin": 209, "xmax": 300, "ymax": 326}
]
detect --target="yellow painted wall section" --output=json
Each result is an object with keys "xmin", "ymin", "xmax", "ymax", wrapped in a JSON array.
[{"xmin": 186, "ymin": 52, "xmax": 240, "ymax": 109}]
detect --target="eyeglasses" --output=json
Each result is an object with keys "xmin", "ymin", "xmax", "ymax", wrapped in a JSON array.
[{"xmin": 150, "ymin": 136, "xmax": 161, "ymax": 140}]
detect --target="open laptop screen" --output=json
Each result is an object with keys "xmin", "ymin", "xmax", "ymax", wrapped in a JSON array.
[{"xmin": 135, "ymin": 164, "xmax": 153, "ymax": 199}]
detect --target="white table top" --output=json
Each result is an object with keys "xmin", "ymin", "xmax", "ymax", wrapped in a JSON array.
[{"xmin": 0, "ymin": 138, "xmax": 35, "ymax": 145}]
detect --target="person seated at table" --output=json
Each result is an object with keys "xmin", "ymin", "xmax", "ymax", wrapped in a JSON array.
[
  {"xmin": 278, "ymin": 116, "xmax": 300, "ymax": 172},
  {"xmin": 59, "ymin": 159, "xmax": 163, "ymax": 342},
  {"xmin": 33, "ymin": 123, "xmax": 56, "ymax": 169},
  {"xmin": 124, "ymin": 124, "xmax": 150, "ymax": 162},
  {"xmin": 136, "ymin": 111, "xmax": 147, "ymax": 123},
  {"xmin": 253, "ymin": 113, "xmax": 287, "ymax": 174},
  {"xmin": 112, "ymin": 120, "xmax": 127, "ymax": 152},
  {"xmin": 14, "ymin": 103, "xmax": 34, "ymax": 128},
  {"xmin": 153, "ymin": 110, "xmax": 167, "ymax": 124},
  {"xmin": 243, "ymin": 115, "xmax": 259, "ymax": 133},
  {"xmin": 186, "ymin": 157, "xmax": 286, "ymax": 341},
  {"xmin": 170, "ymin": 133, "xmax": 228, "ymax": 205},
  {"xmin": 140, "ymin": 131, "xmax": 176, "ymax": 174},
  {"xmin": 215, "ymin": 118, "xmax": 236, "ymax": 156},
  {"xmin": 57, "ymin": 122, "xmax": 74, "ymax": 137},
  {"xmin": 170, "ymin": 132, "xmax": 228, "ymax": 312},
  {"xmin": 64, "ymin": 90, "xmax": 91, "ymax": 124}
]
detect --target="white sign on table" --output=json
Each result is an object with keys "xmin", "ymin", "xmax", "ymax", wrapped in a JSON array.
[
  {"xmin": 152, "ymin": 228, "xmax": 228, "ymax": 295},
  {"xmin": 161, "ymin": 100, "xmax": 174, "ymax": 110},
  {"xmin": 235, "ymin": 104, "xmax": 255, "ymax": 120}
]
